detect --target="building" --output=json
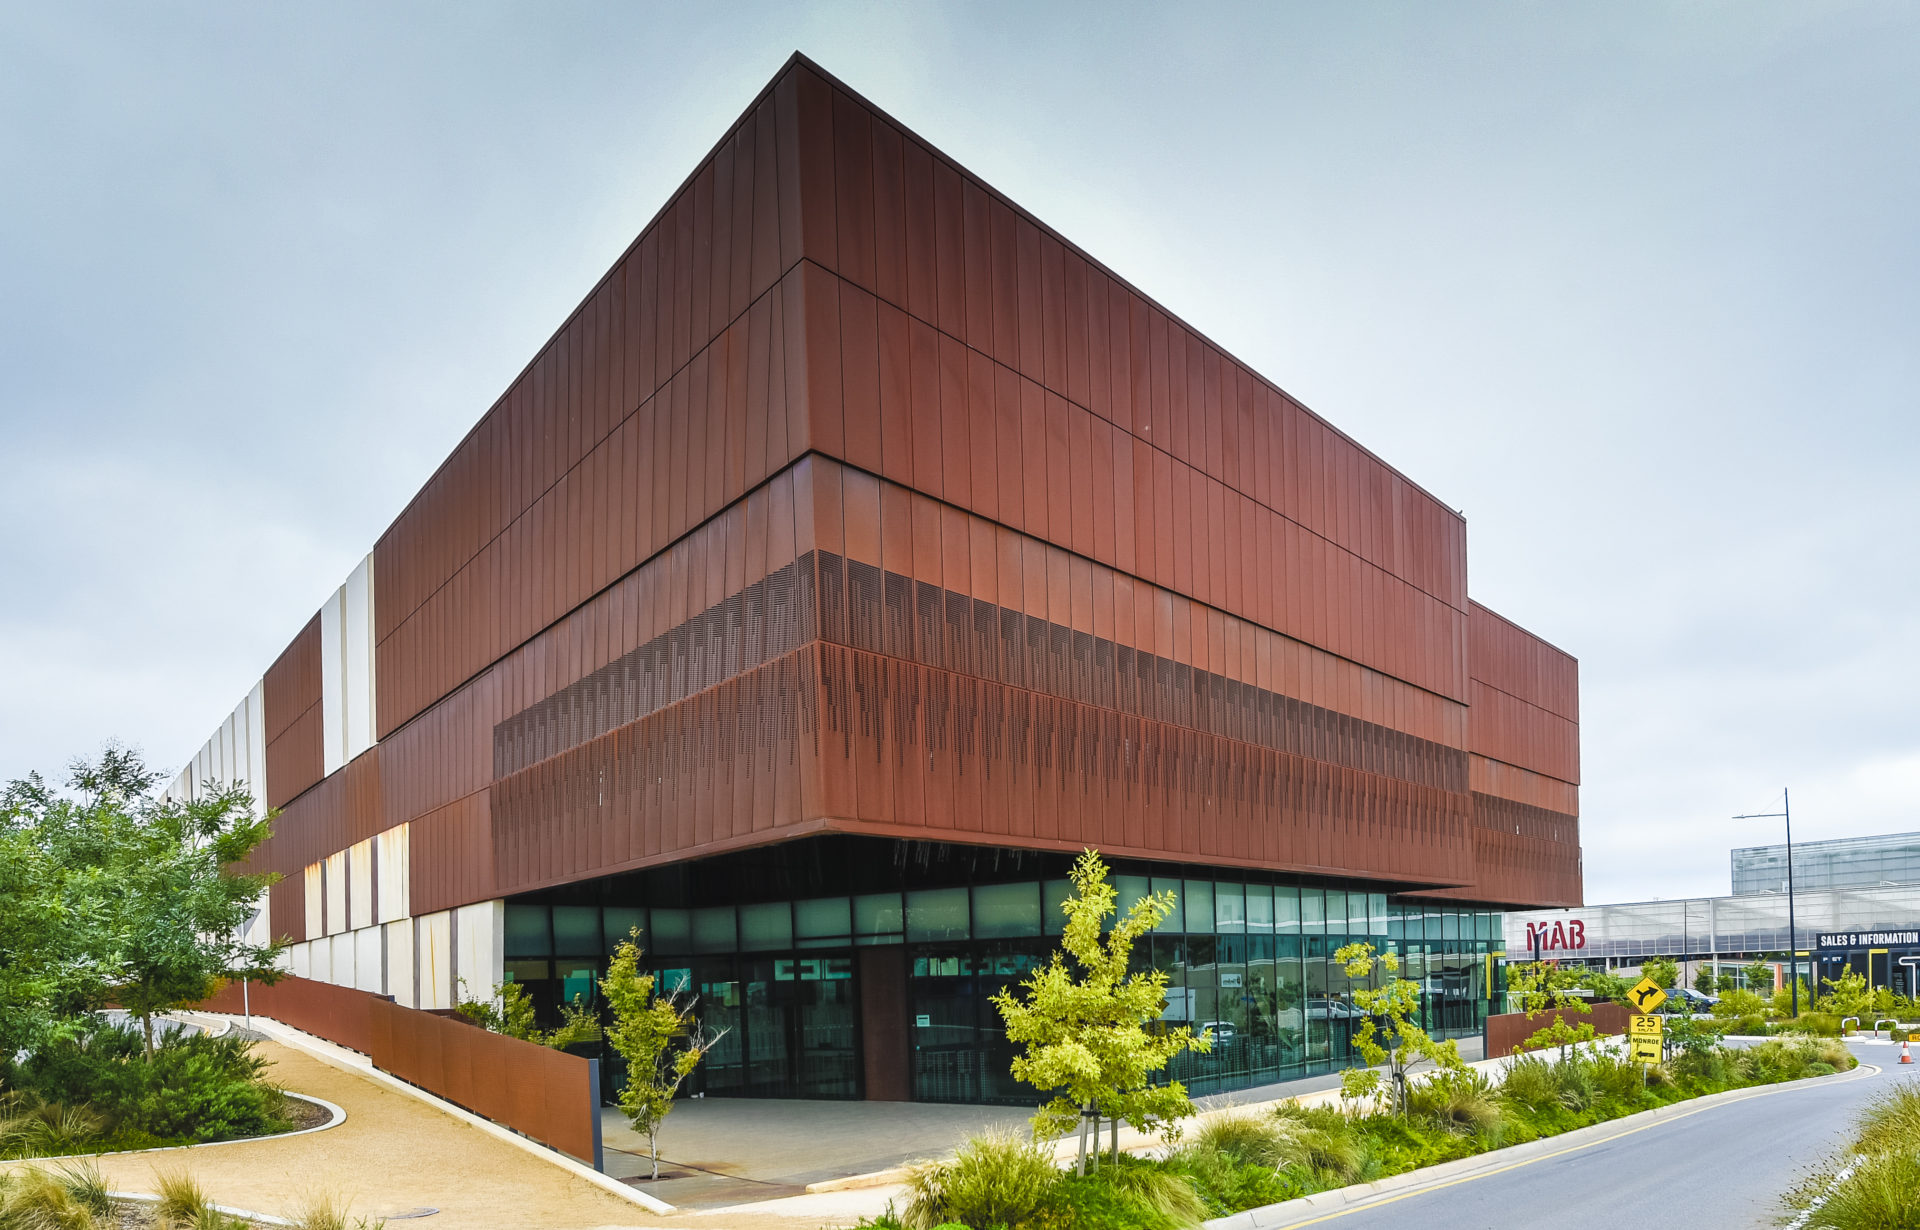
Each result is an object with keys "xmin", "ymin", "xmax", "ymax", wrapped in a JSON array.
[
  {"xmin": 1510, "ymin": 831, "xmax": 1920, "ymax": 999},
  {"xmin": 1733, "ymin": 831, "xmax": 1920, "ymax": 896},
  {"xmin": 165, "ymin": 55, "xmax": 1582, "ymax": 1103}
]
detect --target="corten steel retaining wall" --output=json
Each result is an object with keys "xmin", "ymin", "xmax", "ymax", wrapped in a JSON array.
[
  {"xmin": 1484, "ymin": 1001, "xmax": 1633, "ymax": 1059},
  {"xmin": 200, "ymin": 977, "xmax": 599, "ymax": 1164}
]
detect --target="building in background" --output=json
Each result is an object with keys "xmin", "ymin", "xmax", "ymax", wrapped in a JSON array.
[
  {"xmin": 165, "ymin": 54, "xmax": 1582, "ymax": 1103},
  {"xmin": 1510, "ymin": 830, "xmax": 1920, "ymax": 999},
  {"xmin": 1733, "ymin": 831, "xmax": 1920, "ymax": 896}
]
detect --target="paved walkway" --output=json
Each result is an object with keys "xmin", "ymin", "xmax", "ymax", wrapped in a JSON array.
[
  {"xmin": 1, "ymin": 1037, "xmax": 655, "ymax": 1230},
  {"xmin": 607, "ymin": 1036, "xmax": 1490, "ymax": 1216}
]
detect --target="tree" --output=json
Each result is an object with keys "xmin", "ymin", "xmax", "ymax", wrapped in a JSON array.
[
  {"xmin": 1507, "ymin": 960, "xmax": 1597, "ymax": 1058},
  {"xmin": 1640, "ymin": 957, "xmax": 1679, "ymax": 990},
  {"xmin": 1694, "ymin": 966, "xmax": 1720, "ymax": 996},
  {"xmin": 601, "ymin": 934, "xmax": 725, "ymax": 1180},
  {"xmin": 458, "ymin": 979, "xmax": 600, "ymax": 1049},
  {"xmin": 2, "ymin": 747, "xmax": 284, "ymax": 1058},
  {"xmin": 1582, "ymin": 967, "xmax": 1636, "ymax": 1008},
  {"xmin": 1818, "ymin": 969, "xmax": 1872, "ymax": 1020},
  {"xmin": 1334, "ymin": 942, "xmax": 1465, "ymax": 1114},
  {"xmin": 1743, "ymin": 960, "xmax": 1776, "ymax": 995},
  {"xmin": 992, "ymin": 849, "xmax": 1211, "ymax": 1176}
]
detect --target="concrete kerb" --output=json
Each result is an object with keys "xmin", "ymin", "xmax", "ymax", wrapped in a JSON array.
[
  {"xmin": 1203, "ymin": 1061, "xmax": 1881, "ymax": 1230},
  {"xmin": 803, "ymin": 1043, "xmax": 1583, "ymax": 1195},
  {"xmin": 0, "ymin": 1093, "xmax": 344, "ymax": 1166},
  {"xmin": 200, "ymin": 1012, "xmax": 678, "ymax": 1217},
  {"xmin": 107, "ymin": 1191, "xmax": 294, "ymax": 1227}
]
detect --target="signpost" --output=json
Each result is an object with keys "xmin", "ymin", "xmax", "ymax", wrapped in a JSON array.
[
  {"xmin": 1628, "ymin": 977, "xmax": 1668, "ymax": 1015},
  {"xmin": 1628, "ymin": 1013, "xmax": 1664, "ymax": 1061}
]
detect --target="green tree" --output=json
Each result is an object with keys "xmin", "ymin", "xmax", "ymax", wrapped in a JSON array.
[
  {"xmin": 1334, "ymin": 942, "xmax": 1465, "ymax": 1114},
  {"xmin": 1743, "ymin": 960, "xmax": 1776, "ymax": 995},
  {"xmin": 1507, "ymin": 960, "xmax": 1597, "ymax": 1057},
  {"xmin": 458, "ymin": 979, "xmax": 600, "ymax": 1049},
  {"xmin": 992, "ymin": 849, "xmax": 1211, "ymax": 1175},
  {"xmin": 602, "ymin": 935, "xmax": 724, "ymax": 1180},
  {"xmin": 1640, "ymin": 957, "xmax": 1679, "ymax": 990},
  {"xmin": 3, "ymin": 747, "xmax": 284, "ymax": 1057},
  {"xmin": 1582, "ymin": 967, "xmax": 1636, "ymax": 1008},
  {"xmin": 1818, "ymin": 968, "xmax": 1872, "ymax": 1020},
  {"xmin": 1694, "ymin": 966, "xmax": 1720, "ymax": 996}
]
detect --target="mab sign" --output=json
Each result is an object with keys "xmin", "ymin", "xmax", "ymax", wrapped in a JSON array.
[{"xmin": 1523, "ymin": 918, "xmax": 1587, "ymax": 952}]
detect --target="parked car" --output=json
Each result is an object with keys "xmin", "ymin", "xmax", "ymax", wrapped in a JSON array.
[{"xmin": 1661, "ymin": 987, "xmax": 1718, "ymax": 1014}]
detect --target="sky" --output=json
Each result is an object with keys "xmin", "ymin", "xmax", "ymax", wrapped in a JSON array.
[{"xmin": 2, "ymin": 2, "xmax": 1916, "ymax": 905}]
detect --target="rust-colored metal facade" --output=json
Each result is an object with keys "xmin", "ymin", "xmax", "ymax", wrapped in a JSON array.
[
  {"xmin": 250, "ymin": 55, "xmax": 1579, "ymax": 958},
  {"xmin": 198, "ymin": 977, "xmax": 600, "ymax": 1163},
  {"xmin": 1484, "ymin": 1001, "xmax": 1629, "ymax": 1059}
]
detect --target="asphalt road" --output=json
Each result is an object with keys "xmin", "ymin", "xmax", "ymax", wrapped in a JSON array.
[{"xmin": 1295, "ymin": 1042, "xmax": 1919, "ymax": 1230}]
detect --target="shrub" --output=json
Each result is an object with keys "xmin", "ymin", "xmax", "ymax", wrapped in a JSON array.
[
  {"xmin": 1032, "ymin": 1174, "xmax": 1177, "ymax": 1230},
  {"xmin": 0, "ymin": 1094, "xmax": 109, "ymax": 1158},
  {"xmin": 54, "ymin": 1159, "xmax": 112, "ymax": 1219},
  {"xmin": 1406, "ymin": 1069, "xmax": 1505, "ymax": 1141},
  {"xmin": 1186, "ymin": 1111, "xmax": 1294, "ymax": 1168},
  {"xmin": 900, "ymin": 1127, "xmax": 1061, "ymax": 1230},
  {"xmin": 1269, "ymin": 1103, "xmax": 1365, "ymax": 1182},
  {"xmin": 1799, "ymin": 1146, "xmax": 1920, "ymax": 1229},
  {"xmin": 288, "ymin": 1193, "xmax": 390, "ymax": 1230},
  {"xmin": 0, "ymin": 1165, "xmax": 99, "ymax": 1230},
  {"xmin": 1098, "ymin": 1159, "xmax": 1208, "ymax": 1228},
  {"xmin": 1163, "ymin": 1143, "xmax": 1297, "ymax": 1215},
  {"xmin": 1496, "ymin": 1054, "xmax": 1558, "ymax": 1114},
  {"xmin": 1711, "ymin": 989, "xmax": 1769, "ymax": 1021},
  {"xmin": 1852, "ymin": 1082, "xmax": 1920, "ymax": 1158},
  {"xmin": 154, "ymin": 1168, "xmax": 215, "ymax": 1225},
  {"xmin": 13, "ymin": 1021, "xmax": 288, "ymax": 1143}
]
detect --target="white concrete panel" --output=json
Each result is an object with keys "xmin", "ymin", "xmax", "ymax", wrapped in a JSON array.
[
  {"xmin": 453, "ymin": 900, "xmax": 505, "ymax": 1005},
  {"xmin": 348, "ymin": 839, "xmax": 374, "ymax": 931},
  {"xmin": 375, "ymin": 824, "xmax": 410, "ymax": 923},
  {"xmin": 307, "ymin": 937, "xmax": 330, "ymax": 984},
  {"xmin": 304, "ymin": 863, "xmax": 324, "ymax": 941},
  {"xmin": 320, "ymin": 587, "xmax": 346, "ymax": 775},
  {"xmin": 384, "ymin": 920, "xmax": 416, "ymax": 1008},
  {"xmin": 329, "ymin": 933, "xmax": 355, "ymax": 989},
  {"xmin": 417, "ymin": 910, "xmax": 453, "ymax": 1011},
  {"xmin": 325, "ymin": 852, "xmax": 348, "ymax": 937},
  {"xmin": 289, "ymin": 943, "xmax": 310, "ymax": 979},
  {"xmin": 343, "ymin": 555, "xmax": 376, "ymax": 762},
  {"xmin": 246, "ymin": 680, "xmax": 268, "ymax": 816},
  {"xmin": 353, "ymin": 926, "xmax": 384, "ymax": 994}
]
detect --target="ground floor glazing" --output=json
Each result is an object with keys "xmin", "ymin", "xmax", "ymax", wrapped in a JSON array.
[{"xmin": 503, "ymin": 836, "xmax": 1506, "ymax": 1103}]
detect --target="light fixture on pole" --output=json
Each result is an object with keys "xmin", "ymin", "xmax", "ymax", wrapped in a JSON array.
[{"xmin": 1734, "ymin": 789, "xmax": 1799, "ymax": 1017}]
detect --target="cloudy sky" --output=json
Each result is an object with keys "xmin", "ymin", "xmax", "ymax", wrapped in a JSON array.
[{"xmin": 3, "ymin": 2, "xmax": 1915, "ymax": 904}]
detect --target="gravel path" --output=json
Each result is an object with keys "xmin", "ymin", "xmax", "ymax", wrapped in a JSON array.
[{"xmin": 0, "ymin": 1039, "xmax": 656, "ymax": 1230}]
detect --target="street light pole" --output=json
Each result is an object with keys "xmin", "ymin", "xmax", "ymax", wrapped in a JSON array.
[{"xmin": 1735, "ymin": 788, "xmax": 1799, "ymax": 1017}]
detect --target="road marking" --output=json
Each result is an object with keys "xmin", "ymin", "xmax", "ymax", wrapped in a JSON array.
[{"xmin": 1281, "ymin": 1064, "xmax": 1883, "ymax": 1226}]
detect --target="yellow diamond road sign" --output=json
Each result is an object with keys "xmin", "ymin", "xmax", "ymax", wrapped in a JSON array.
[{"xmin": 1628, "ymin": 977, "xmax": 1668, "ymax": 1014}]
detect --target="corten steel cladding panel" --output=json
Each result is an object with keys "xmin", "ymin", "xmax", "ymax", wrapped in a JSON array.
[
  {"xmin": 1484, "ymin": 1003, "xmax": 1630, "ymax": 1059},
  {"xmin": 368, "ymin": 998, "xmax": 599, "ymax": 1164},
  {"xmin": 262, "ymin": 615, "xmax": 323, "ymax": 810},
  {"xmin": 197, "ymin": 973, "xmax": 379, "ymax": 1057},
  {"xmin": 256, "ymin": 55, "xmax": 1578, "ymax": 915},
  {"xmin": 370, "ymin": 65, "xmax": 818, "ymax": 743},
  {"xmin": 197, "ymin": 978, "xmax": 599, "ymax": 1164}
]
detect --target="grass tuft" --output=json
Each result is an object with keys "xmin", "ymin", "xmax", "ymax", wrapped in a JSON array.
[
  {"xmin": 0, "ymin": 1164, "xmax": 100, "ymax": 1229},
  {"xmin": 900, "ymin": 1126, "xmax": 1060, "ymax": 1230}
]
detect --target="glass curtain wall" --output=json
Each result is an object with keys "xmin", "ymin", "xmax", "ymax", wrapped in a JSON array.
[{"xmin": 504, "ymin": 839, "xmax": 1502, "ymax": 1104}]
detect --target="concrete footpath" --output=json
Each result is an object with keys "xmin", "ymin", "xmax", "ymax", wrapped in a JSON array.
[{"xmin": 0, "ymin": 1037, "xmax": 655, "ymax": 1230}]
